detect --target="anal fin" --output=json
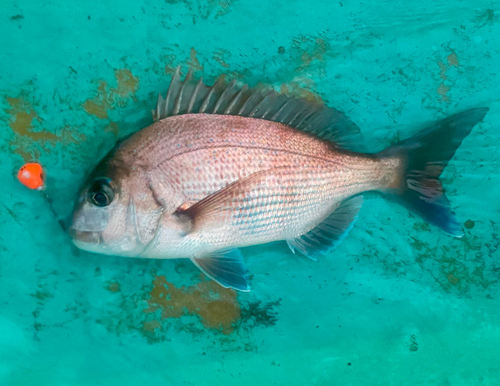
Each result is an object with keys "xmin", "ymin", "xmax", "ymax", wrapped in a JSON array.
[
  {"xmin": 191, "ymin": 249, "xmax": 250, "ymax": 291},
  {"xmin": 287, "ymin": 196, "xmax": 363, "ymax": 261}
]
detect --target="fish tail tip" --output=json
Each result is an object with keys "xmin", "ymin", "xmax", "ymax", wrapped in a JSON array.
[{"xmin": 381, "ymin": 107, "xmax": 488, "ymax": 236}]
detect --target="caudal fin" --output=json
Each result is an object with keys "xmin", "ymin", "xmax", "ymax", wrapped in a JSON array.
[{"xmin": 380, "ymin": 108, "xmax": 489, "ymax": 237}]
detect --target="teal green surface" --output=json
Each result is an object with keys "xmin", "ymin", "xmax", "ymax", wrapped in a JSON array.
[{"xmin": 1, "ymin": 1, "xmax": 500, "ymax": 385}]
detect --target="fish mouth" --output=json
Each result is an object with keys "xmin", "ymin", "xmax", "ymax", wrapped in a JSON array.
[
  {"xmin": 69, "ymin": 228, "xmax": 102, "ymax": 245},
  {"xmin": 69, "ymin": 227, "xmax": 145, "ymax": 256}
]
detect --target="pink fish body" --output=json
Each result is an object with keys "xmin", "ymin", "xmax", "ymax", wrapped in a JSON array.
[{"xmin": 70, "ymin": 68, "xmax": 488, "ymax": 291}]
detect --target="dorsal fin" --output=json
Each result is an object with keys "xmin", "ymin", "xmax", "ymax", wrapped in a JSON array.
[{"xmin": 153, "ymin": 66, "xmax": 364, "ymax": 151}]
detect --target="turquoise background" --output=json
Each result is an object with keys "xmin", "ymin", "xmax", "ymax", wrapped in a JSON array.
[{"xmin": 1, "ymin": 1, "xmax": 500, "ymax": 384}]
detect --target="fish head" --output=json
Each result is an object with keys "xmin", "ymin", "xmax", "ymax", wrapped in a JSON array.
[{"xmin": 69, "ymin": 151, "xmax": 163, "ymax": 257}]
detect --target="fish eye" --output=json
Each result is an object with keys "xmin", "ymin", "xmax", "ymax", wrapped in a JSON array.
[{"xmin": 88, "ymin": 178, "xmax": 115, "ymax": 207}]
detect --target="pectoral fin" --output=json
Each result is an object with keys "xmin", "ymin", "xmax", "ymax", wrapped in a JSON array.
[
  {"xmin": 191, "ymin": 249, "xmax": 250, "ymax": 291},
  {"xmin": 175, "ymin": 168, "xmax": 284, "ymax": 232}
]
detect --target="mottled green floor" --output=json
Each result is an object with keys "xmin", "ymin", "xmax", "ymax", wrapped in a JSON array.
[{"xmin": 1, "ymin": 1, "xmax": 500, "ymax": 385}]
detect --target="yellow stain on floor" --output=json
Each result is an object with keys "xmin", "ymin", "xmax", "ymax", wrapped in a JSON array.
[
  {"xmin": 144, "ymin": 275, "xmax": 240, "ymax": 335},
  {"xmin": 83, "ymin": 68, "xmax": 139, "ymax": 120}
]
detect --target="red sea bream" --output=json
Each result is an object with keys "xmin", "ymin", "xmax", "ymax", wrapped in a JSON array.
[{"xmin": 70, "ymin": 68, "xmax": 489, "ymax": 291}]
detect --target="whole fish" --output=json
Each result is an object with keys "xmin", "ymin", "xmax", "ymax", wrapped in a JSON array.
[{"xmin": 70, "ymin": 67, "xmax": 488, "ymax": 291}]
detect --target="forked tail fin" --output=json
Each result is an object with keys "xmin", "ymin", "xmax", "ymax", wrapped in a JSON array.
[{"xmin": 379, "ymin": 108, "xmax": 489, "ymax": 237}]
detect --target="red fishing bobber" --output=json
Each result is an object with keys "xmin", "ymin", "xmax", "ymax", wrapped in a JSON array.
[{"xmin": 17, "ymin": 162, "xmax": 45, "ymax": 190}]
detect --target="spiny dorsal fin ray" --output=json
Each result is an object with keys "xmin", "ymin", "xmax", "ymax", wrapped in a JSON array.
[{"xmin": 153, "ymin": 66, "xmax": 364, "ymax": 151}]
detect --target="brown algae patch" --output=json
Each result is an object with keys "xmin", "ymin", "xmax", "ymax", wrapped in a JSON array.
[
  {"xmin": 275, "ymin": 34, "xmax": 335, "ymax": 103},
  {"xmin": 163, "ymin": 53, "xmax": 178, "ymax": 74},
  {"xmin": 197, "ymin": 0, "xmax": 238, "ymax": 19},
  {"xmin": 97, "ymin": 275, "xmax": 280, "ymax": 345},
  {"xmin": 436, "ymin": 52, "xmax": 460, "ymax": 103},
  {"xmin": 106, "ymin": 281, "xmax": 121, "ymax": 292},
  {"xmin": 83, "ymin": 68, "xmax": 139, "ymax": 119},
  {"xmin": 114, "ymin": 69, "xmax": 139, "ymax": 97},
  {"xmin": 5, "ymin": 96, "xmax": 86, "ymax": 162},
  {"xmin": 142, "ymin": 319, "xmax": 161, "ymax": 332},
  {"xmin": 213, "ymin": 49, "xmax": 231, "ymax": 68},
  {"xmin": 144, "ymin": 276, "xmax": 240, "ymax": 334},
  {"xmin": 83, "ymin": 82, "xmax": 110, "ymax": 119},
  {"xmin": 5, "ymin": 97, "xmax": 57, "ymax": 141},
  {"xmin": 279, "ymin": 83, "xmax": 323, "ymax": 103},
  {"xmin": 437, "ymin": 83, "xmax": 450, "ymax": 103},
  {"xmin": 295, "ymin": 37, "xmax": 330, "ymax": 72},
  {"xmin": 104, "ymin": 122, "xmax": 120, "ymax": 137},
  {"xmin": 436, "ymin": 60, "xmax": 450, "ymax": 102},
  {"xmin": 447, "ymin": 52, "xmax": 460, "ymax": 67},
  {"xmin": 187, "ymin": 48, "xmax": 204, "ymax": 72},
  {"xmin": 408, "ymin": 232, "xmax": 497, "ymax": 295},
  {"xmin": 438, "ymin": 61, "xmax": 448, "ymax": 81}
]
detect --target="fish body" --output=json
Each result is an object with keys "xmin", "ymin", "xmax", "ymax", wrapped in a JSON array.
[{"xmin": 70, "ymin": 68, "xmax": 488, "ymax": 291}]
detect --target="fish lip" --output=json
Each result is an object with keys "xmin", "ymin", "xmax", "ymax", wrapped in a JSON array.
[{"xmin": 69, "ymin": 227, "xmax": 101, "ymax": 244}]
